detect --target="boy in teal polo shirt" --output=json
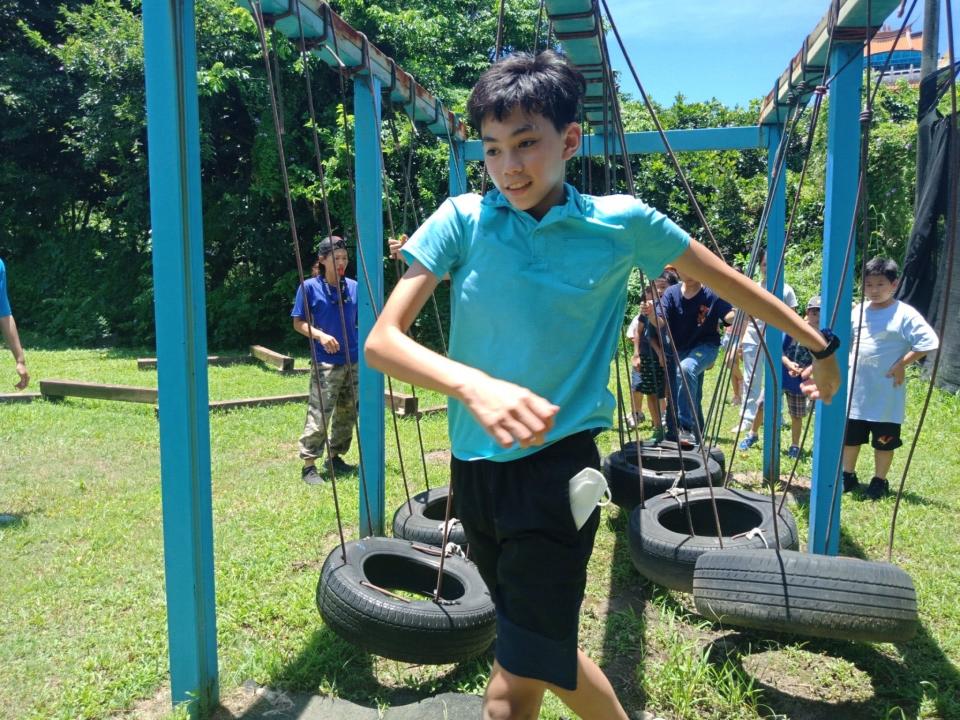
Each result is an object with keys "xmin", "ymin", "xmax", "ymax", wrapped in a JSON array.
[{"xmin": 366, "ymin": 51, "xmax": 840, "ymax": 720}]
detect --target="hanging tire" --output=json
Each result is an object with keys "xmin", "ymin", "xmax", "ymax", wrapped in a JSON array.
[
  {"xmin": 627, "ymin": 486, "xmax": 799, "ymax": 593},
  {"xmin": 317, "ymin": 536, "xmax": 496, "ymax": 664},
  {"xmin": 392, "ymin": 486, "xmax": 467, "ymax": 547},
  {"xmin": 628, "ymin": 439, "xmax": 726, "ymax": 474},
  {"xmin": 693, "ymin": 548, "xmax": 918, "ymax": 643},
  {"xmin": 603, "ymin": 444, "xmax": 722, "ymax": 512}
]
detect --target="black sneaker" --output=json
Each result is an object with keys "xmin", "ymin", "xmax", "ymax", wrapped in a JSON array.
[
  {"xmin": 864, "ymin": 476, "xmax": 890, "ymax": 500},
  {"xmin": 328, "ymin": 456, "xmax": 357, "ymax": 475},
  {"xmin": 842, "ymin": 471, "xmax": 859, "ymax": 494},
  {"xmin": 301, "ymin": 465, "xmax": 325, "ymax": 485}
]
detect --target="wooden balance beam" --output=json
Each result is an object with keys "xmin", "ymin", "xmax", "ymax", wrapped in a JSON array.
[
  {"xmin": 0, "ymin": 392, "xmax": 41, "ymax": 404},
  {"xmin": 136, "ymin": 355, "xmax": 250, "ymax": 371},
  {"xmin": 250, "ymin": 345, "xmax": 294, "ymax": 372},
  {"xmin": 40, "ymin": 380, "xmax": 158, "ymax": 404}
]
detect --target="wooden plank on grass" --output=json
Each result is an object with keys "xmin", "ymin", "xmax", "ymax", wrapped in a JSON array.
[
  {"xmin": 386, "ymin": 389, "xmax": 418, "ymax": 415},
  {"xmin": 0, "ymin": 392, "xmax": 41, "ymax": 404},
  {"xmin": 40, "ymin": 380, "xmax": 159, "ymax": 404},
  {"xmin": 137, "ymin": 355, "xmax": 250, "ymax": 370},
  {"xmin": 208, "ymin": 393, "xmax": 308, "ymax": 412},
  {"xmin": 250, "ymin": 345, "xmax": 294, "ymax": 372},
  {"xmin": 416, "ymin": 404, "xmax": 447, "ymax": 417}
]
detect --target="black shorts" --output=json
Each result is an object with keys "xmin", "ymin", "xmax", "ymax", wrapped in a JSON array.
[
  {"xmin": 844, "ymin": 419, "xmax": 903, "ymax": 450},
  {"xmin": 451, "ymin": 431, "xmax": 601, "ymax": 691}
]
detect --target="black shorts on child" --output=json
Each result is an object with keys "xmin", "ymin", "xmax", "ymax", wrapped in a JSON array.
[
  {"xmin": 844, "ymin": 419, "xmax": 902, "ymax": 450},
  {"xmin": 451, "ymin": 430, "xmax": 602, "ymax": 690}
]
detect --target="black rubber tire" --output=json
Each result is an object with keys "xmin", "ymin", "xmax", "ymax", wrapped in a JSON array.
[
  {"xmin": 632, "ymin": 439, "xmax": 726, "ymax": 475},
  {"xmin": 627, "ymin": 486, "xmax": 799, "ymax": 593},
  {"xmin": 603, "ymin": 444, "xmax": 723, "ymax": 512},
  {"xmin": 392, "ymin": 486, "xmax": 467, "ymax": 547},
  {"xmin": 317, "ymin": 537, "xmax": 496, "ymax": 664},
  {"xmin": 693, "ymin": 548, "xmax": 918, "ymax": 643}
]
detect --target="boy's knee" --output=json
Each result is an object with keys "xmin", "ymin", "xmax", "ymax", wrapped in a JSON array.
[
  {"xmin": 484, "ymin": 664, "xmax": 545, "ymax": 720},
  {"xmin": 482, "ymin": 698, "xmax": 540, "ymax": 720}
]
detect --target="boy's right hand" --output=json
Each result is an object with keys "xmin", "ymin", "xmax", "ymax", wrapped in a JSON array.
[
  {"xmin": 318, "ymin": 332, "xmax": 340, "ymax": 353},
  {"xmin": 458, "ymin": 372, "xmax": 559, "ymax": 449},
  {"xmin": 388, "ymin": 234, "xmax": 408, "ymax": 261}
]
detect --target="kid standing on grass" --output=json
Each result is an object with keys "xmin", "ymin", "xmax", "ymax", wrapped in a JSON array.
[
  {"xmin": 365, "ymin": 50, "xmax": 840, "ymax": 720},
  {"xmin": 292, "ymin": 236, "xmax": 359, "ymax": 485},
  {"xmin": 842, "ymin": 257, "xmax": 938, "ymax": 499},
  {"xmin": 781, "ymin": 295, "xmax": 820, "ymax": 458}
]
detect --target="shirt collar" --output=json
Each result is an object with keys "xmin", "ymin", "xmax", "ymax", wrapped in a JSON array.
[{"xmin": 480, "ymin": 183, "xmax": 586, "ymax": 224}]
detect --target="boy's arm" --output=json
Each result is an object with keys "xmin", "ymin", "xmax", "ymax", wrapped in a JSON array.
[
  {"xmin": 0, "ymin": 314, "xmax": 28, "ymax": 390},
  {"xmin": 672, "ymin": 240, "xmax": 840, "ymax": 402},
  {"xmin": 365, "ymin": 262, "xmax": 558, "ymax": 449},
  {"xmin": 293, "ymin": 317, "xmax": 339, "ymax": 354},
  {"xmin": 886, "ymin": 349, "xmax": 929, "ymax": 387}
]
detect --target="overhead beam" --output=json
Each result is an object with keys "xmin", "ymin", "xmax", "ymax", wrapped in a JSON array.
[
  {"xmin": 759, "ymin": 0, "xmax": 904, "ymax": 125},
  {"xmin": 236, "ymin": 1, "xmax": 466, "ymax": 140},
  {"xmin": 462, "ymin": 126, "xmax": 764, "ymax": 162}
]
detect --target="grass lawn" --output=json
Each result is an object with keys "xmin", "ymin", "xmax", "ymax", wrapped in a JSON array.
[{"xmin": 1, "ymin": 348, "xmax": 958, "ymax": 719}]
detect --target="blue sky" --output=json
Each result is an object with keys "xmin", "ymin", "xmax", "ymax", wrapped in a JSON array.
[{"xmin": 605, "ymin": 0, "xmax": 956, "ymax": 107}]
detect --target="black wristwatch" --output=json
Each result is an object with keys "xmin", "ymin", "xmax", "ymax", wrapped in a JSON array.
[{"xmin": 811, "ymin": 328, "xmax": 840, "ymax": 360}]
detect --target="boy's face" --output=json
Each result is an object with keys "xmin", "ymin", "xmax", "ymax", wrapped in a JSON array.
[
  {"xmin": 864, "ymin": 273, "xmax": 898, "ymax": 305},
  {"xmin": 320, "ymin": 249, "xmax": 349, "ymax": 278},
  {"xmin": 654, "ymin": 278, "xmax": 668, "ymax": 293},
  {"xmin": 804, "ymin": 307, "xmax": 820, "ymax": 328},
  {"xmin": 480, "ymin": 107, "xmax": 581, "ymax": 221}
]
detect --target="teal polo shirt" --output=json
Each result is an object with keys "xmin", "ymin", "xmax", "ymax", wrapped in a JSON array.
[{"xmin": 402, "ymin": 184, "xmax": 689, "ymax": 462}]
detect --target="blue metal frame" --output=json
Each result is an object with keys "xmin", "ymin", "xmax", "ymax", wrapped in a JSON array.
[
  {"xmin": 762, "ymin": 124, "xmax": 787, "ymax": 481},
  {"xmin": 354, "ymin": 75, "xmax": 385, "ymax": 537},
  {"xmin": 462, "ymin": 126, "xmax": 763, "ymax": 162},
  {"xmin": 809, "ymin": 43, "xmax": 862, "ymax": 555},
  {"xmin": 142, "ymin": 1, "xmax": 218, "ymax": 715}
]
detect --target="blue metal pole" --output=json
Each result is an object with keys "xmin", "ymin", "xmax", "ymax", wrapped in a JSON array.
[
  {"xmin": 449, "ymin": 134, "xmax": 467, "ymax": 197},
  {"xmin": 354, "ymin": 75, "xmax": 385, "ymax": 536},
  {"xmin": 809, "ymin": 43, "xmax": 862, "ymax": 555},
  {"xmin": 142, "ymin": 1, "xmax": 218, "ymax": 716},
  {"xmin": 762, "ymin": 124, "xmax": 787, "ymax": 481}
]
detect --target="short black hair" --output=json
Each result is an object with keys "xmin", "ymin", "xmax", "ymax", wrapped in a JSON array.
[
  {"xmin": 864, "ymin": 256, "xmax": 899, "ymax": 282},
  {"xmin": 467, "ymin": 50, "xmax": 585, "ymax": 132}
]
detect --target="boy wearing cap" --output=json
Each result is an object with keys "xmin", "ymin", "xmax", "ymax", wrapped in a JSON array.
[{"xmin": 292, "ymin": 236, "xmax": 359, "ymax": 484}]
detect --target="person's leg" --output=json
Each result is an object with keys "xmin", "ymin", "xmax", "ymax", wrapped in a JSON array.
[
  {"xmin": 664, "ymin": 355, "xmax": 681, "ymax": 440},
  {"xmin": 740, "ymin": 342, "xmax": 763, "ymax": 427},
  {"xmin": 482, "ymin": 661, "xmax": 547, "ymax": 720},
  {"xmin": 646, "ymin": 393, "xmax": 660, "ymax": 426},
  {"xmin": 327, "ymin": 363, "xmax": 356, "ymax": 463},
  {"xmin": 842, "ymin": 444, "xmax": 861, "ymax": 473},
  {"xmin": 299, "ymin": 363, "xmax": 337, "ymax": 467},
  {"xmin": 547, "ymin": 649, "xmax": 630, "ymax": 720},
  {"xmin": 677, "ymin": 343, "xmax": 719, "ymax": 440},
  {"xmin": 790, "ymin": 415, "xmax": 802, "ymax": 447},
  {"xmin": 874, "ymin": 449, "xmax": 894, "ymax": 479}
]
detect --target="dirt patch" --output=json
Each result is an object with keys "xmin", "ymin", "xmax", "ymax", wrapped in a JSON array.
[{"xmin": 424, "ymin": 449, "xmax": 451, "ymax": 464}]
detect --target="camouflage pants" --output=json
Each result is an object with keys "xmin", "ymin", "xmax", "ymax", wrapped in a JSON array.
[{"xmin": 298, "ymin": 362, "xmax": 359, "ymax": 461}]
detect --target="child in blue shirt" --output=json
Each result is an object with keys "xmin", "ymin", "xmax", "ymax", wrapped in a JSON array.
[
  {"xmin": 0, "ymin": 257, "xmax": 29, "ymax": 390},
  {"xmin": 366, "ymin": 51, "xmax": 840, "ymax": 720}
]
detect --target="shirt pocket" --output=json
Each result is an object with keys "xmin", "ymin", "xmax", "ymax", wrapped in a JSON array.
[{"xmin": 548, "ymin": 235, "xmax": 616, "ymax": 291}]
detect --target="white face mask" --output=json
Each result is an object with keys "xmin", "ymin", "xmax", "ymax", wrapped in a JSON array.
[{"xmin": 569, "ymin": 467, "xmax": 610, "ymax": 530}]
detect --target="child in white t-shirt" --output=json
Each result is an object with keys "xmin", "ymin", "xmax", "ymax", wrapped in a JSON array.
[{"xmin": 842, "ymin": 257, "xmax": 939, "ymax": 499}]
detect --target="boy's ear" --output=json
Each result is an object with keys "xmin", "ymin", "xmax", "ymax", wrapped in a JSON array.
[{"xmin": 561, "ymin": 122, "xmax": 582, "ymax": 161}]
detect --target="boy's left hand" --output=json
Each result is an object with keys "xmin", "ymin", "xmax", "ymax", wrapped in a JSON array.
[
  {"xmin": 886, "ymin": 360, "xmax": 906, "ymax": 387},
  {"xmin": 800, "ymin": 355, "xmax": 840, "ymax": 404}
]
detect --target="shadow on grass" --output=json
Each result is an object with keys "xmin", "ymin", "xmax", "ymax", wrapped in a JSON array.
[
  {"xmin": 699, "ymin": 529, "xmax": 960, "ymax": 719},
  {"xmin": 599, "ymin": 507, "xmax": 650, "ymax": 713},
  {"xmin": 212, "ymin": 625, "xmax": 490, "ymax": 719},
  {"xmin": 0, "ymin": 512, "xmax": 28, "ymax": 530}
]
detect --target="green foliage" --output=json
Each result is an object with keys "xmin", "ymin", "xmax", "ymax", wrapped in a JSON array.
[{"xmin": 0, "ymin": 1, "xmax": 928, "ymax": 352}]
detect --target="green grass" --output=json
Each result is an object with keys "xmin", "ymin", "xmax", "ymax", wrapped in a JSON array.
[{"xmin": 1, "ymin": 350, "xmax": 958, "ymax": 719}]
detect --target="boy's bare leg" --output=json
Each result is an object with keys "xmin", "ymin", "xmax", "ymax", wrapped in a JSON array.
[
  {"xmin": 548, "ymin": 649, "xmax": 629, "ymax": 720},
  {"xmin": 790, "ymin": 416, "xmax": 802, "ymax": 446},
  {"xmin": 874, "ymin": 449, "xmax": 894, "ymax": 479},
  {"xmin": 646, "ymin": 394, "xmax": 661, "ymax": 426},
  {"xmin": 483, "ymin": 660, "xmax": 546, "ymax": 720},
  {"xmin": 842, "ymin": 444, "xmax": 861, "ymax": 473}
]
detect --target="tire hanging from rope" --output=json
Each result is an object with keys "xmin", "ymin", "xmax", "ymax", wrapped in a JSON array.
[{"xmin": 252, "ymin": 0, "xmax": 495, "ymax": 663}]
